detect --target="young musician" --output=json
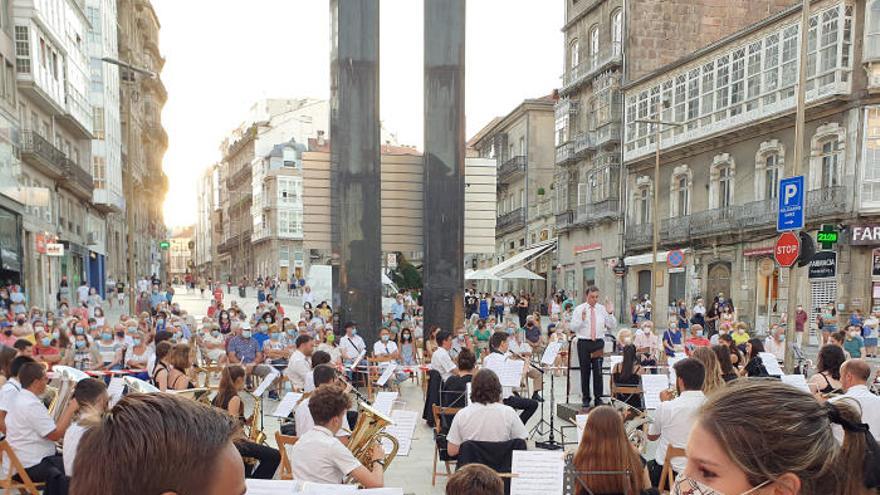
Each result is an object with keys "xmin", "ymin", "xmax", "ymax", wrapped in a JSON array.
[
  {"xmin": 430, "ymin": 330, "xmax": 459, "ymax": 382},
  {"xmin": 573, "ymin": 405, "xmax": 651, "ymax": 494},
  {"xmin": 446, "ymin": 464, "xmax": 504, "ymax": 495},
  {"xmin": 446, "ymin": 369, "xmax": 528, "ymax": 457},
  {"xmin": 482, "ymin": 332, "xmax": 538, "ymax": 424},
  {"xmin": 569, "ymin": 286, "xmax": 616, "ymax": 408},
  {"xmin": 0, "ymin": 355, "xmax": 35, "ymax": 433},
  {"xmin": 289, "ymin": 384, "xmax": 385, "ymax": 487},
  {"xmin": 294, "ymin": 364, "xmax": 351, "ymax": 439},
  {"xmin": 211, "ymin": 365, "xmax": 281, "ymax": 479},
  {"xmin": 6, "ymin": 362, "xmax": 79, "ymax": 495},
  {"xmin": 304, "ymin": 350, "xmax": 332, "ymax": 393},
  {"xmin": 70, "ymin": 393, "xmax": 246, "ymax": 495},
  {"xmin": 442, "ymin": 348, "xmax": 477, "ymax": 408},
  {"xmin": 283, "ymin": 334, "xmax": 314, "ymax": 391},
  {"xmin": 62, "ymin": 379, "xmax": 109, "ymax": 476}
]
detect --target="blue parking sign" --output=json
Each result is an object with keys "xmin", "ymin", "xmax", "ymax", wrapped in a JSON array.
[{"xmin": 777, "ymin": 176, "xmax": 804, "ymax": 232}]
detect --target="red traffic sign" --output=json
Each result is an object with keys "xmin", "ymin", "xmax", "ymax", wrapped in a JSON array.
[
  {"xmin": 775, "ymin": 232, "xmax": 800, "ymax": 267},
  {"xmin": 667, "ymin": 249, "xmax": 685, "ymax": 268}
]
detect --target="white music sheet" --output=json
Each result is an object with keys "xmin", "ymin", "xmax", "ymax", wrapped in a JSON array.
[
  {"xmin": 107, "ymin": 377, "xmax": 125, "ymax": 406},
  {"xmin": 759, "ymin": 352, "xmax": 784, "ymax": 377},
  {"xmin": 380, "ymin": 409, "xmax": 418, "ymax": 456},
  {"xmin": 271, "ymin": 392, "xmax": 303, "ymax": 418},
  {"xmin": 372, "ymin": 391, "xmax": 398, "ymax": 417},
  {"xmin": 781, "ymin": 374, "xmax": 811, "ymax": 393},
  {"xmin": 252, "ymin": 367, "xmax": 281, "ymax": 397},
  {"xmin": 290, "ymin": 480, "xmax": 359, "ymax": 493},
  {"xmin": 246, "ymin": 479, "xmax": 301, "ymax": 494},
  {"xmin": 466, "ymin": 382, "xmax": 472, "ymax": 406},
  {"xmin": 485, "ymin": 357, "xmax": 524, "ymax": 388},
  {"xmin": 349, "ymin": 350, "xmax": 367, "ymax": 371},
  {"xmin": 510, "ymin": 450, "xmax": 565, "ymax": 495},
  {"xmin": 376, "ymin": 362, "xmax": 396, "ymax": 387},
  {"xmin": 541, "ymin": 341, "xmax": 563, "ymax": 366},
  {"xmin": 642, "ymin": 374, "xmax": 670, "ymax": 410},
  {"xmin": 608, "ymin": 355, "xmax": 623, "ymax": 367},
  {"xmin": 667, "ymin": 354, "xmax": 686, "ymax": 386},
  {"xmin": 575, "ymin": 413, "xmax": 589, "ymax": 444}
]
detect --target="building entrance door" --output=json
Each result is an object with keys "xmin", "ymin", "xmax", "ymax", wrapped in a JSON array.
[{"xmin": 706, "ymin": 262, "xmax": 731, "ymax": 303}]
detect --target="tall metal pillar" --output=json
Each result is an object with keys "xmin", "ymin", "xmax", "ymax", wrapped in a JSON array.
[
  {"xmin": 423, "ymin": 0, "xmax": 466, "ymax": 334},
  {"xmin": 329, "ymin": 0, "xmax": 382, "ymax": 344}
]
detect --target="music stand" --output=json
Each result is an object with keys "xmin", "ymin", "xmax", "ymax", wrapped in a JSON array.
[
  {"xmin": 564, "ymin": 467, "xmax": 635, "ymax": 495},
  {"xmin": 533, "ymin": 363, "xmax": 564, "ymax": 450}
]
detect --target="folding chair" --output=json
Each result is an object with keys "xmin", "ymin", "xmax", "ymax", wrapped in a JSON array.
[
  {"xmin": 431, "ymin": 404, "xmax": 461, "ymax": 486},
  {"xmin": 0, "ymin": 439, "xmax": 45, "ymax": 495},
  {"xmin": 659, "ymin": 446, "xmax": 687, "ymax": 494},
  {"xmin": 274, "ymin": 432, "xmax": 299, "ymax": 480},
  {"xmin": 610, "ymin": 383, "xmax": 644, "ymax": 413}
]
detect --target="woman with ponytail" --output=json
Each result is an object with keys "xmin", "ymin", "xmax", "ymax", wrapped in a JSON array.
[{"xmin": 677, "ymin": 380, "xmax": 878, "ymax": 495}]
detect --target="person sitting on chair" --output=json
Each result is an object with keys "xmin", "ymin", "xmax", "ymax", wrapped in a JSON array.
[
  {"xmin": 294, "ymin": 364, "xmax": 351, "ymax": 441},
  {"xmin": 443, "ymin": 348, "xmax": 477, "ymax": 408},
  {"xmin": 446, "ymin": 369, "xmax": 527, "ymax": 457},
  {"xmin": 289, "ymin": 384, "xmax": 385, "ymax": 487},
  {"xmin": 482, "ymin": 332, "xmax": 538, "ymax": 425},
  {"xmin": 62, "ymin": 378, "xmax": 108, "ymax": 476}
]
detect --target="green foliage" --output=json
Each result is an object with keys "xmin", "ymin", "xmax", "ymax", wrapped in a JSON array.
[{"xmin": 390, "ymin": 253, "xmax": 422, "ymax": 290}]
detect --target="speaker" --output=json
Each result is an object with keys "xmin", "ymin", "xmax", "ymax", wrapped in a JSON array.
[{"xmin": 796, "ymin": 231, "xmax": 816, "ymax": 267}]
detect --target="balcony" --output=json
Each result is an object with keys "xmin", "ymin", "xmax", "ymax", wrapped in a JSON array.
[
  {"xmin": 576, "ymin": 198, "xmax": 619, "ymax": 226},
  {"xmin": 556, "ymin": 210, "xmax": 574, "ymax": 230},
  {"xmin": 57, "ymin": 84, "xmax": 94, "ymax": 140},
  {"xmin": 226, "ymin": 165, "xmax": 252, "ymax": 189},
  {"xmin": 807, "ymin": 186, "xmax": 849, "ymax": 219},
  {"xmin": 62, "ymin": 159, "xmax": 94, "ymax": 201},
  {"xmin": 561, "ymin": 44, "xmax": 623, "ymax": 96},
  {"xmin": 555, "ymin": 142, "xmax": 575, "ymax": 166},
  {"xmin": 217, "ymin": 229, "xmax": 252, "ymax": 254},
  {"xmin": 573, "ymin": 131, "xmax": 595, "ymax": 156},
  {"xmin": 496, "ymin": 208, "xmax": 526, "ymax": 235},
  {"xmin": 92, "ymin": 188, "xmax": 125, "ymax": 214},
  {"xmin": 689, "ymin": 207, "xmax": 740, "ymax": 238},
  {"xmin": 555, "ymin": 98, "xmax": 579, "ymax": 118},
  {"xmin": 498, "ymin": 155, "xmax": 527, "ymax": 183},
  {"xmin": 594, "ymin": 122, "xmax": 621, "ymax": 148},
  {"xmin": 145, "ymin": 121, "xmax": 169, "ymax": 149},
  {"xmin": 20, "ymin": 131, "xmax": 66, "ymax": 180}
]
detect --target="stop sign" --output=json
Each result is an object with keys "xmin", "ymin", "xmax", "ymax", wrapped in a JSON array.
[{"xmin": 775, "ymin": 232, "xmax": 800, "ymax": 267}]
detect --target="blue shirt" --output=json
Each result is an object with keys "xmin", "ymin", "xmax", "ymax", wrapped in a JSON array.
[
  {"xmin": 150, "ymin": 292, "xmax": 164, "ymax": 309},
  {"xmin": 663, "ymin": 329, "xmax": 683, "ymax": 357},
  {"xmin": 391, "ymin": 302, "xmax": 404, "ymax": 320},
  {"xmin": 228, "ymin": 336, "xmax": 260, "ymax": 363},
  {"xmin": 253, "ymin": 332, "xmax": 271, "ymax": 350}
]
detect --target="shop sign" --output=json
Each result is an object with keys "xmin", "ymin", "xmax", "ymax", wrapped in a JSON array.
[
  {"xmin": 45, "ymin": 243, "xmax": 64, "ymax": 257},
  {"xmin": 35, "ymin": 234, "xmax": 47, "ymax": 254},
  {"xmin": 574, "ymin": 243, "xmax": 601, "ymax": 255},
  {"xmin": 851, "ymin": 225, "xmax": 880, "ymax": 245},
  {"xmin": 744, "ymin": 246, "xmax": 775, "ymax": 257},
  {"xmin": 873, "ymin": 248, "xmax": 880, "ymax": 277},
  {"xmin": 808, "ymin": 251, "xmax": 836, "ymax": 279}
]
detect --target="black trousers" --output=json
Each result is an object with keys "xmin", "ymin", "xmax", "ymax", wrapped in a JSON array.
[
  {"xmin": 503, "ymin": 395, "xmax": 538, "ymax": 425},
  {"xmin": 647, "ymin": 459, "xmax": 676, "ymax": 488},
  {"xmin": 236, "ymin": 440, "xmax": 281, "ymax": 480},
  {"xmin": 22, "ymin": 454, "xmax": 67, "ymax": 495},
  {"xmin": 576, "ymin": 338, "xmax": 604, "ymax": 406}
]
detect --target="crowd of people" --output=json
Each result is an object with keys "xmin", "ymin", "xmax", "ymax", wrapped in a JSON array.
[{"xmin": 0, "ymin": 275, "xmax": 878, "ymax": 495}]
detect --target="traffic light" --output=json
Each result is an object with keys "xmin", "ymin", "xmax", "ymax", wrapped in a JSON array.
[{"xmin": 796, "ymin": 231, "xmax": 816, "ymax": 267}]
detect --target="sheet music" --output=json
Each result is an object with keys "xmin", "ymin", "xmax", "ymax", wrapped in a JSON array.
[
  {"xmin": 540, "ymin": 341, "xmax": 563, "ymax": 365},
  {"xmin": 608, "ymin": 355, "xmax": 623, "ymax": 366},
  {"xmin": 667, "ymin": 355, "xmax": 685, "ymax": 386},
  {"xmin": 246, "ymin": 479, "xmax": 299, "ymax": 494},
  {"xmin": 252, "ymin": 367, "xmax": 281, "ymax": 397},
  {"xmin": 372, "ymin": 391, "xmax": 398, "ymax": 416},
  {"xmin": 291, "ymin": 480, "xmax": 359, "ymax": 493},
  {"xmin": 357, "ymin": 490, "xmax": 404, "ymax": 495},
  {"xmin": 349, "ymin": 350, "xmax": 367, "ymax": 371},
  {"xmin": 271, "ymin": 392, "xmax": 303, "ymax": 418},
  {"xmin": 466, "ymin": 382, "xmax": 472, "ymax": 406},
  {"xmin": 575, "ymin": 413, "xmax": 589, "ymax": 444},
  {"xmin": 642, "ymin": 374, "xmax": 670, "ymax": 410},
  {"xmin": 759, "ymin": 352, "xmax": 784, "ymax": 376},
  {"xmin": 376, "ymin": 362, "xmax": 396, "ymax": 387},
  {"xmin": 485, "ymin": 357, "xmax": 524, "ymax": 388},
  {"xmin": 380, "ymin": 409, "xmax": 417, "ymax": 456},
  {"xmin": 781, "ymin": 374, "xmax": 810, "ymax": 393},
  {"xmin": 107, "ymin": 377, "xmax": 125, "ymax": 406},
  {"xmin": 510, "ymin": 450, "xmax": 565, "ymax": 495}
]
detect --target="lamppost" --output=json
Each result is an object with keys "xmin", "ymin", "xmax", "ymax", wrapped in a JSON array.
[{"xmin": 634, "ymin": 99, "xmax": 682, "ymax": 325}]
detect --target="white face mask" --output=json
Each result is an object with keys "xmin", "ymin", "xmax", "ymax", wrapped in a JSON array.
[{"xmin": 673, "ymin": 474, "xmax": 771, "ymax": 495}]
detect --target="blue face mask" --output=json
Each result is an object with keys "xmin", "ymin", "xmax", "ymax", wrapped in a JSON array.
[
  {"xmin": 351, "ymin": 328, "xmax": 358, "ymax": 336},
  {"xmin": 75, "ymin": 327, "xmax": 85, "ymax": 335},
  {"xmin": 381, "ymin": 335, "xmax": 389, "ymax": 342},
  {"xmin": 101, "ymin": 333, "xmax": 112, "ymax": 340},
  {"xmin": 211, "ymin": 330, "xmax": 220, "ymax": 338},
  {"xmin": 696, "ymin": 331, "xmax": 704, "ymax": 337},
  {"xmin": 40, "ymin": 337, "xmax": 51, "ymax": 347},
  {"xmin": 779, "ymin": 334, "xmax": 785, "ymax": 342},
  {"xmin": 75, "ymin": 340, "xmax": 86, "ymax": 349},
  {"xmin": 156, "ymin": 319, "xmax": 164, "ymax": 326},
  {"xmin": 133, "ymin": 338, "xmax": 142, "ymax": 346},
  {"xmin": 242, "ymin": 331, "xmax": 252, "ymax": 339},
  {"xmin": 286, "ymin": 329, "xmax": 296, "ymax": 337},
  {"xmin": 271, "ymin": 332, "xmax": 281, "ymax": 340}
]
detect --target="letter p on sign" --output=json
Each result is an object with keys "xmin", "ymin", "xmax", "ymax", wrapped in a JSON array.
[{"xmin": 784, "ymin": 183, "xmax": 798, "ymax": 204}]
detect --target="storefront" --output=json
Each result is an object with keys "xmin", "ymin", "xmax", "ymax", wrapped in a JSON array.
[
  {"xmin": 852, "ymin": 224, "xmax": 880, "ymax": 313},
  {"xmin": 0, "ymin": 199, "xmax": 23, "ymax": 287}
]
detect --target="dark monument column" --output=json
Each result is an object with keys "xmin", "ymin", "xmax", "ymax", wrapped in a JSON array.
[
  {"xmin": 423, "ymin": 0, "xmax": 466, "ymax": 334},
  {"xmin": 329, "ymin": 0, "xmax": 382, "ymax": 344}
]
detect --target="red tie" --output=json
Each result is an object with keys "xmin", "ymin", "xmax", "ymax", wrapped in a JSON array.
[{"xmin": 590, "ymin": 306, "xmax": 597, "ymax": 340}]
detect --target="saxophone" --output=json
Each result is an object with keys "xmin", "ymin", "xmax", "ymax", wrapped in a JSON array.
[
  {"xmin": 346, "ymin": 401, "xmax": 399, "ymax": 470},
  {"xmin": 245, "ymin": 391, "xmax": 267, "ymax": 445}
]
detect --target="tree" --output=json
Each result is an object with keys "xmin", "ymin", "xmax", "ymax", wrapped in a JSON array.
[{"xmin": 389, "ymin": 252, "xmax": 422, "ymax": 290}]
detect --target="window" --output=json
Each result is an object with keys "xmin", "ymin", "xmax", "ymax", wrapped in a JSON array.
[
  {"xmin": 39, "ymin": 37, "xmax": 45, "ymax": 68},
  {"xmin": 670, "ymin": 165, "xmax": 691, "ymax": 217},
  {"xmin": 611, "ymin": 10, "xmax": 622, "ymax": 56},
  {"xmin": 590, "ymin": 25, "xmax": 599, "ymax": 67},
  {"xmin": 765, "ymin": 154, "xmax": 780, "ymax": 200},
  {"xmin": 92, "ymin": 106, "xmax": 105, "ymax": 139},
  {"xmin": 92, "ymin": 156, "xmax": 106, "ymax": 189},
  {"xmin": 51, "ymin": 52, "xmax": 57, "ymax": 80},
  {"xmin": 518, "ymin": 136, "xmax": 525, "ymax": 156},
  {"xmin": 634, "ymin": 178, "xmax": 651, "ymax": 224},
  {"xmin": 820, "ymin": 140, "xmax": 841, "ymax": 188},
  {"xmin": 867, "ymin": 1, "xmax": 880, "ymax": 61},
  {"xmin": 555, "ymin": 105, "xmax": 569, "ymax": 146},
  {"xmin": 709, "ymin": 154, "xmax": 736, "ymax": 209},
  {"xmin": 577, "ymin": 182, "xmax": 587, "ymax": 206},
  {"xmin": 719, "ymin": 166, "xmax": 733, "ymax": 207},
  {"xmin": 569, "ymin": 38, "xmax": 579, "ymax": 69},
  {"xmin": 14, "ymin": 26, "xmax": 29, "ymax": 74},
  {"xmin": 863, "ymin": 107, "xmax": 880, "ymax": 204}
]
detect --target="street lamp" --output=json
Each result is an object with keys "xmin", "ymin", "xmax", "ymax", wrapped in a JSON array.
[{"xmin": 635, "ymin": 98, "xmax": 682, "ymax": 325}]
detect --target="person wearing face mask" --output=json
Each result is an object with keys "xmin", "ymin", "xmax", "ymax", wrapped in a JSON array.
[
  {"xmin": 398, "ymin": 327, "xmax": 418, "ymax": 366},
  {"xmin": 95, "ymin": 328, "xmax": 122, "ymax": 370},
  {"xmin": 0, "ymin": 321, "xmax": 16, "ymax": 347},
  {"xmin": 252, "ymin": 318, "xmax": 272, "ymax": 349},
  {"xmin": 263, "ymin": 324, "xmax": 290, "ymax": 371},
  {"xmin": 763, "ymin": 324, "xmax": 786, "ymax": 361},
  {"xmin": 339, "ymin": 322, "xmax": 366, "ymax": 365},
  {"xmin": 199, "ymin": 323, "xmax": 227, "ymax": 364},
  {"xmin": 741, "ymin": 338, "xmax": 769, "ymax": 378},
  {"xmin": 34, "ymin": 329, "xmax": 63, "ymax": 369},
  {"xmin": 449, "ymin": 326, "xmax": 472, "ymax": 362},
  {"xmin": 317, "ymin": 329, "xmax": 341, "ymax": 366},
  {"xmin": 843, "ymin": 324, "xmax": 866, "ymax": 359},
  {"xmin": 226, "ymin": 322, "xmax": 265, "ymax": 373},
  {"xmin": 125, "ymin": 331, "xmax": 152, "ymax": 377},
  {"xmin": 678, "ymin": 380, "xmax": 877, "ymax": 495},
  {"xmin": 646, "ymin": 358, "xmax": 706, "ymax": 488},
  {"xmin": 12, "ymin": 313, "xmax": 33, "ymax": 341},
  {"xmin": 684, "ymin": 324, "xmax": 710, "ymax": 356}
]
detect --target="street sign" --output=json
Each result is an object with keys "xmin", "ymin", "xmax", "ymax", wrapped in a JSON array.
[
  {"xmin": 45, "ymin": 243, "xmax": 64, "ymax": 257},
  {"xmin": 777, "ymin": 176, "xmax": 805, "ymax": 231},
  {"xmin": 612, "ymin": 260, "xmax": 627, "ymax": 277},
  {"xmin": 774, "ymin": 232, "xmax": 800, "ymax": 267},
  {"xmin": 667, "ymin": 249, "xmax": 685, "ymax": 268},
  {"xmin": 817, "ymin": 224, "xmax": 839, "ymax": 250},
  {"xmin": 808, "ymin": 251, "xmax": 837, "ymax": 279}
]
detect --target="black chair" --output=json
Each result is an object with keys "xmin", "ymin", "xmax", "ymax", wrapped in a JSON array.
[
  {"xmin": 422, "ymin": 369, "xmax": 442, "ymax": 427},
  {"xmin": 456, "ymin": 438, "xmax": 527, "ymax": 495}
]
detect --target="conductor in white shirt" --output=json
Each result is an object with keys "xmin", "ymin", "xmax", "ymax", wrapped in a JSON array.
[{"xmin": 569, "ymin": 286, "xmax": 617, "ymax": 408}]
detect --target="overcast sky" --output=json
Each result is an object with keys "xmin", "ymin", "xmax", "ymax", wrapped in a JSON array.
[{"xmin": 153, "ymin": 0, "xmax": 563, "ymax": 226}]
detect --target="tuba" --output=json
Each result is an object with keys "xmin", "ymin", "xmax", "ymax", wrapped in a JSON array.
[
  {"xmin": 347, "ymin": 401, "xmax": 399, "ymax": 471},
  {"xmin": 48, "ymin": 366, "xmax": 89, "ymax": 421}
]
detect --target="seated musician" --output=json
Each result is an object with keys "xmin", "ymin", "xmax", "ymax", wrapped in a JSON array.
[
  {"xmin": 211, "ymin": 365, "xmax": 281, "ymax": 479},
  {"xmin": 446, "ymin": 369, "xmax": 528, "ymax": 457},
  {"xmin": 6, "ymin": 362, "xmax": 79, "ymax": 495},
  {"xmin": 62, "ymin": 379, "xmax": 108, "ymax": 476},
  {"xmin": 70, "ymin": 393, "xmax": 245, "ymax": 495},
  {"xmin": 430, "ymin": 330, "xmax": 459, "ymax": 382},
  {"xmin": 304, "ymin": 350, "xmax": 332, "ymax": 393},
  {"xmin": 294, "ymin": 364, "xmax": 351, "ymax": 441},
  {"xmin": 0, "ymin": 355, "xmax": 35, "ymax": 433},
  {"xmin": 290, "ymin": 384, "xmax": 385, "ymax": 487},
  {"xmin": 166, "ymin": 343, "xmax": 195, "ymax": 391},
  {"xmin": 482, "ymin": 332, "xmax": 538, "ymax": 424},
  {"xmin": 442, "ymin": 348, "xmax": 476, "ymax": 408}
]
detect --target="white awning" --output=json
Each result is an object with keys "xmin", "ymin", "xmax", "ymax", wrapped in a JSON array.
[
  {"xmin": 624, "ymin": 248, "xmax": 690, "ymax": 267},
  {"xmin": 465, "ymin": 269, "xmax": 502, "ymax": 281},
  {"xmin": 501, "ymin": 267, "xmax": 545, "ymax": 280},
  {"xmin": 485, "ymin": 239, "xmax": 558, "ymax": 277}
]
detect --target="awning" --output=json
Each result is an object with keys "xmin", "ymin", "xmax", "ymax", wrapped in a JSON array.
[
  {"xmin": 624, "ymin": 248, "xmax": 690, "ymax": 267},
  {"xmin": 485, "ymin": 239, "xmax": 557, "ymax": 277},
  {"xmin": 501, "ymin": 267, "xmax": 545, "ymax": 280},
  {"xmin": 465, "ymin": 269, "xmax": 502, "ymax": 281}
]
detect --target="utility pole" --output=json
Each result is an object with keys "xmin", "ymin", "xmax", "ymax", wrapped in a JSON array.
[{"xmin": 784, "ymin": 0, "xmax": 811, "ymax": 373}]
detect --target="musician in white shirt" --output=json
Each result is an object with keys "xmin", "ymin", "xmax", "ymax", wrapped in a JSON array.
[
  {"xmin": 430, "ymin": 331, "xmax": 459, "ymax": 382},
  {"xmin": 0, "ymin": 355, "xmax": 31, "ymax": 433},
  {"xmin": 569, "ymin": 286, "xmax": 617, "ymax": 407},
  {"xmin": 284, "ymin": 334, "xmax": 314, "ymax": 391},
  {"xmin": 6, "ymin": 362, "xmax": 79, "ymax": 495},
  {"xmin": 63, "ymin": 378, "xmax": 109, "ymax": 476},
  {"xmin": 294, "ymin": 364, "xmax": 351, "ymax": 441},
  {"xmin": 831, "ymin": 359, "xmax": 880, "ymax": 440},
  {"xmin": 339, "ymin": 321, "xmax": 366, "ymax": 364},
  {"xmin": 483, "ymin": 332, "xmax": 539, "ymax": 424}
]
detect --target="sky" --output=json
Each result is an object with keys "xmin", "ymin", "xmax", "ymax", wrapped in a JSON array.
[{"xmin": 153, "ymin": 0, "xmax": 563, "ymax": 227}]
